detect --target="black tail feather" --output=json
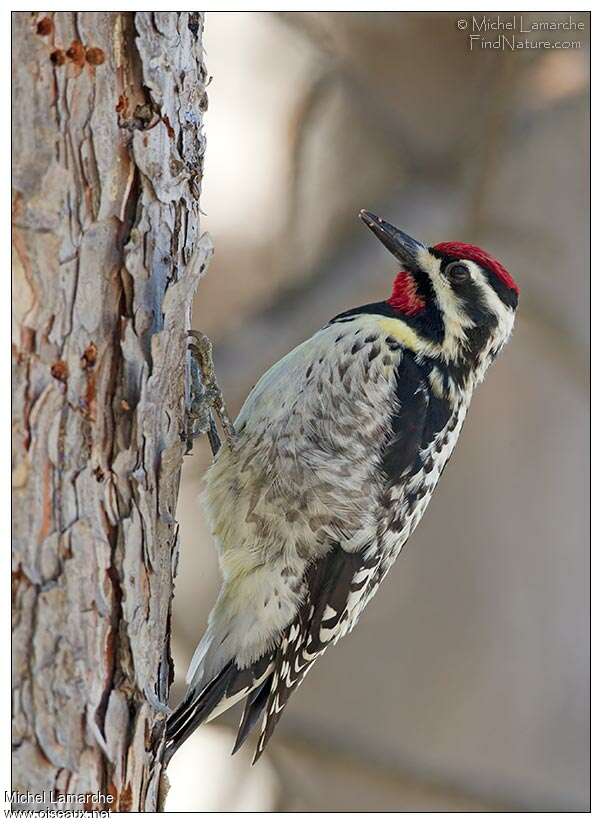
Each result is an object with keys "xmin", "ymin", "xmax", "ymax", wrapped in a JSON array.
[
  {"xmin": 164, "ymin": 651, "xmax": 276, "ymax": 765},
  {"xmin": 231, "ymin": 675, "xmax": 273, "ymax": 755},
  {"xmin": 164, "ymin": 661, "xmax": 235, "ymax": 764}
]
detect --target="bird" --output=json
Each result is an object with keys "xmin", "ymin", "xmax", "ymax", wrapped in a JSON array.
[{"xmin": 165, "ymin": 210, "xmax": 519, "ymax": 765}]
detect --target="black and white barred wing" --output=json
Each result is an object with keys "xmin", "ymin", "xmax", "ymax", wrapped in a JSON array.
[{"xmin": 239, "ymin": 543, "xmax": 379, "ymax": 763}]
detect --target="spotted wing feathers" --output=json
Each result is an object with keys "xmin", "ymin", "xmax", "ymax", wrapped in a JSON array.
[{"xmin": 233, "ymin": 544, "xmax": 376, "ymax": 762}]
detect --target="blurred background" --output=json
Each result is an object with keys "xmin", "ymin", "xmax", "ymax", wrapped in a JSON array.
[{"xmin": 166, "ymin": 11, "xmax": 589, "ymax": 812}]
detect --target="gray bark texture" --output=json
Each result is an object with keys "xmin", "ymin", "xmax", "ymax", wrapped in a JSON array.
[{"xmin": 11, "ymin": 11, "xmax": 211, "ymax": 812}]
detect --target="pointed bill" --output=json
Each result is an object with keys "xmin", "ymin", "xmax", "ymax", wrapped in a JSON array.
[{"xmin": 360, "ymin": 210, "xmax": 426, "ymax": 272}]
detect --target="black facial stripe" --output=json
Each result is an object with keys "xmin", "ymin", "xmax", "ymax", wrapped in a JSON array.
[
  {"xmin": 410, "ymin": 269, "xmax": 446, "ymax": 342},
  {"xmin": 441, "ymin": 277, "xmax": 498, "ymax": 367},
  {"xmin": 483, "ymin": 271, "xmax": 518, "ymax": 310},
  {"xmin": 430, "ymin": 248, "xmax": 518, "ymax": 310},
  {"xmin": 463, "ymin": 324, "xmax": 494, "ymax": 366},
  {"xmin": 454, "ymin": 279, "xmax": 497, "ymax": 325}
]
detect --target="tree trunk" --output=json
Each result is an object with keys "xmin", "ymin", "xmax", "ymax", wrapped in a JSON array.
[{"xmin": 11, "ymin": 11, "xmax": 211, "ymax": 812}]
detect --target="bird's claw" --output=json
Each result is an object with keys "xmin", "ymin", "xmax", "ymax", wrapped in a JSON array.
[{"xmin": 185, "ymin": 330, "xmax": 235, "ymax": 456}]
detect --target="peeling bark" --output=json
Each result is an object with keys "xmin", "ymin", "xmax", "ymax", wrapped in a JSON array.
[{"xmin": 12, "ymin": 12, "xmax": 211, "ymax": 812}]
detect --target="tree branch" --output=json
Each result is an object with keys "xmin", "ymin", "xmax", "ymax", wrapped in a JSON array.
[{"xmin": 12, "ymin": 11, "xmax": 211, "ymax": 812}]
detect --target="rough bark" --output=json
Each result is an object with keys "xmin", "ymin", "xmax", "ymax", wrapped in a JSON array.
[{"xmin": 11, "ymin": 11, "xmax": 211, "ymax": 811}]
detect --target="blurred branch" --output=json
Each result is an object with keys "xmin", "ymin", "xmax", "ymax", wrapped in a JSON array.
[
  {"xmin": 284, "ymin": 65, "xmax": 341, "ymax": 274},
  {"xmin": 466, "ymin": 51, "xmax": 529, "ymax": 236},
  {"xmin": 277, "ymin": 11, "xmax": 421, "ymax": 167}
]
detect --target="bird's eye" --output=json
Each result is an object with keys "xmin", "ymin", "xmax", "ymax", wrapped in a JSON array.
[{"xmin": 444, "ymin": 261, "xmax": 471, "ymax": 285}]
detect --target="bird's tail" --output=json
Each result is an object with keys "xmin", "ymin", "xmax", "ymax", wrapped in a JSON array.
[{"xmin": 163, "ymin": 652, "xmax": 274, "ymax": 765}]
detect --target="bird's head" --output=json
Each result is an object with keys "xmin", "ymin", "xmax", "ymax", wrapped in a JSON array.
[{"xmin": 360, "ymin": 210, "xmax": 519, "ymax": 368}]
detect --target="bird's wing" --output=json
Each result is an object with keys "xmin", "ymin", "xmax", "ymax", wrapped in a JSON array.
[
  {"xmin": 380, "ymin": 349, "xmax": 452, "ymax": 485},
  {"xmin": 237, "ymin": 542, "xmax": 379, "ymax": 762}
]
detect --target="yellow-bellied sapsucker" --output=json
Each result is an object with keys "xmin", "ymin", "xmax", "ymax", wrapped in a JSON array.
[{"xmin": 165, "ymin": 211, "xmax": 519, "ymax": 764}]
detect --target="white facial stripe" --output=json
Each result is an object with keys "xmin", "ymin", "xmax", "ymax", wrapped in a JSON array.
[
  {"xmin": 417, "ymin": 248, "xmax": 473, "ymax": 359},
  {"xmin": 464, "ymin": 260, "xmax": 515, "ymax": 346},
  {"xmin": 415, "ymin": 249, "xmax": 514, "ymax": 361}
]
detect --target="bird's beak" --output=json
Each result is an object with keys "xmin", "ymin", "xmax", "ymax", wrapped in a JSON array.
[{"xmin": 359, "ymin": 210, "xmax": 426, "ymax": 272}]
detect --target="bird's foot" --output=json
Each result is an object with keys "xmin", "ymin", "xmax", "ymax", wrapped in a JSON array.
[{"xmin": 186, "ymin": 330, "xmax": 236, "ymax": 455}]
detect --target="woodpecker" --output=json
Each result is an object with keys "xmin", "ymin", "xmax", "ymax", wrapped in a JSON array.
[{"xmin": 165, "ymin": 210, "xmax": 519, "ymax": 765}]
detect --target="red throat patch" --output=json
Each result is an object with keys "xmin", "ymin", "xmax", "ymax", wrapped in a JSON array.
[
  {"xmin": 387, "ymin": 271, "xmax": 426, "ymax": 316},
  {"xmin": 432, "ymin": 242, "xmax": 519, "ymax": 294}
]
